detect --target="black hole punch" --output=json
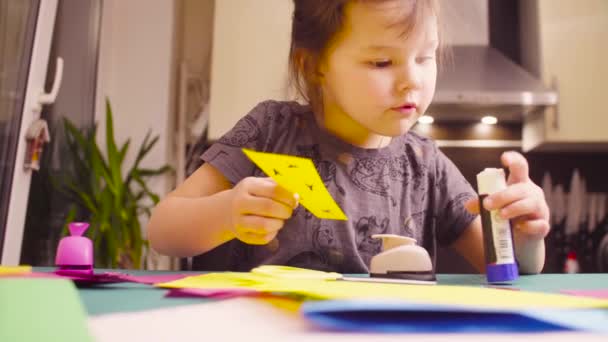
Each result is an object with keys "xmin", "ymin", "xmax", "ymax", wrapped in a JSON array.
[{"xmin": 306, "ymin": 184, "xmax": 314, "ymax": 191}]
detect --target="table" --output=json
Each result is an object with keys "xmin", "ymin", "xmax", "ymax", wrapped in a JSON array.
[
  {"xmin": 40, "ymin": 269, "xmax": 608, "ymax": 340},
  {"xmin": 80, "ymin": 272, "xmax": 608, "ymax": 316}
]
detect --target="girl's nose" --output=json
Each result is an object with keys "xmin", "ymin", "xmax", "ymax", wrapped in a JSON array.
[{"xmin": 395, "ymin": 64, "xmax": 421, "ymax": 94}]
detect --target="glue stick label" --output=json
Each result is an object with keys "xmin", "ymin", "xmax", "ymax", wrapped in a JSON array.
[
  {"xmin": 479, "ymin": 194, "xmax": 515, "ymax": 265},
  {"xmin": 477, "ymin": 169, "xmax": 516, "ymax": 266}
]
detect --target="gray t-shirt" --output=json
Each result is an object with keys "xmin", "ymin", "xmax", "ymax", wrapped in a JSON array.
[{"xmin": 199, "ymin": 100, "xmax": 477, "ymax": 273}]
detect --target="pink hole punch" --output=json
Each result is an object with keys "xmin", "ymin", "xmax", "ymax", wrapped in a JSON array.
[{"xmin": 55, "ymin": 222, "xmax": 93, "ymax": 276}]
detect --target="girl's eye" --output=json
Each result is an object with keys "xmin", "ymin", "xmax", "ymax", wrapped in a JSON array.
[
  {"xmin": 369, "ymin": 60, "xmax": 392, "ymax": 68},
  {"xmin": 416, "ymin": 56, "xmax": 435, "ymax": 63}
]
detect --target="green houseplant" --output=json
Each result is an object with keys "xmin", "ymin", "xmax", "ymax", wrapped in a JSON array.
[{"xmin": 58, "ymin": 99, "xmax": 172, "ymax": 269}]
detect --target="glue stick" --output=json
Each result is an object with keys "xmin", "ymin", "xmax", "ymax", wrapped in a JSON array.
[{"xmin": 476, "ymin": 168, "xmax": 519, "ymax": 283}]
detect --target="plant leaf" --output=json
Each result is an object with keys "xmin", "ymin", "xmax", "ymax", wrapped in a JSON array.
[
  {"xmin": 119, "ymin": 139, "xmax": 131, "ymax": 164},
  {"xmin": 132, "ymin": 171, "xmax": 160, "ymax": 204},
  {"xmin": 105, "ymin": 98, "xmax": 124, "ymax": 208},
  {"xmin": 137, "ymin": 165, "xmax": 173, "ymax": 177}
]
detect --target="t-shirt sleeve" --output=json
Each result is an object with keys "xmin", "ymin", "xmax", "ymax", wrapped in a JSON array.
[
  {"xmin": 432, "ymin": 146, "xmax": 478, "ymax": 246},
  {"xmin": 200, "ymin": 101, "xmax": 272, "ymax": 185}
]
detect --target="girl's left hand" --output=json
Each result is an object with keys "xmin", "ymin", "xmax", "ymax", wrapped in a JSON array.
[{"xmin": 465, "ymin": 151, "xmax": 550, "ymax": 240}]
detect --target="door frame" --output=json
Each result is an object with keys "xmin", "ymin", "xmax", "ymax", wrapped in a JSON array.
[{"xmin": 1, "ymin": 0, "xmax": 58, "ymax": 265}]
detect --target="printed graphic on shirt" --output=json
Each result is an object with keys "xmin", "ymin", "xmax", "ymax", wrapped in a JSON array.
[
  {"xmin": 349, "ymin": 157, "xmax": 404, "ymax": 206},
  {"xmin": 355, "ymin": 216, "xmax": 389, "ymax": 264},
  {"xmin": 403, "ymin": 146, "xmax": 429, "ymax": 197},
  {"xmin": 407, "ymin": 211, "xmax": 427, "ymax": 244},
  {"xmin": 262, "ymin": 105, "xmax": 287, "ymax": 147},
  {"xmin": 311, "ymin": 221, "xmax": 344, "ymax": 268},
  {"xmin": 217, "ymin": 116, "xmax": 260, "ymax": 147},
  {"xmin": 349, "ymin": 152, "xmax": 429, "ymax": 208}
]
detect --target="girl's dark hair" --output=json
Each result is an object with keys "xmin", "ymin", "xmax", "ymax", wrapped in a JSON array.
[{"xmin": 288, "ymin": 0, "xmax": 444, "ymax": 111}]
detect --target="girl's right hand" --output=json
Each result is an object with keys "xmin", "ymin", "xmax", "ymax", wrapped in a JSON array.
[{"xmin": 228, "ymin": 177, "xmax": 299, "ymax": 245}]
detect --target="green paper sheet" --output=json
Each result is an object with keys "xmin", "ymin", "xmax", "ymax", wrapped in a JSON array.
[{"xmin": 0, "ymin": 278, "xmax": 93, "ymax": 342}]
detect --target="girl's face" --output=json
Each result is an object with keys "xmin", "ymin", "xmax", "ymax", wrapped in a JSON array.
[{"xmin": 319, "ymin": 0, "xmax": 438, "ymax": 148}]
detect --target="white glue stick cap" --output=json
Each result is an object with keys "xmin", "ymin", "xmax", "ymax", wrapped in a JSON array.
[{"xmin": 477, "ymin": 168, "xmax": 507, "ymax": 195}]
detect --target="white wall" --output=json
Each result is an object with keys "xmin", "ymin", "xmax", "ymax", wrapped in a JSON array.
[
  {"xmin": 208, "ymin": 0, "xmax": 293, "ymax": 140},
  {"xmin": 95, "ymin": 0, "xmax": 177, "ymax": 267},
  {"xmin": 96, "ymin": 0, "xmax": 175, "ymax": 193},
  {"xmin": 440, "ymin": 0, "xmax": 488, "ymax": 45}
]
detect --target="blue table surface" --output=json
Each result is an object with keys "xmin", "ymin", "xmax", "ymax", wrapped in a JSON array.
[{"xmin": 34, "ymin": 268, "xmax": 608, "ymax": 316}]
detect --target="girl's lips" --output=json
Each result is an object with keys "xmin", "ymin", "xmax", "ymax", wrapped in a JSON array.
[{"xmin": 392, "ymin": 104, "xmax": 417, "ymax": 115}]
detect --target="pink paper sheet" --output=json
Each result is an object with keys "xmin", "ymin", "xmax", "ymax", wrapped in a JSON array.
[
  {"xmin": 166, "ymin": 287, "xmax": 259, "ymax": 300},
  {"xmin": 56, "ymin": 272, "xmax": 196, "ymax": 285},
  {"xmin": 3, "ymin": 271, "xmax": 194, "ymax": 286},
  {"xmin": 116, "ymin": 273, "xmax": 195, "ymax": 285},
  {"xmin": 560, "ymin": 289, "xmax": 608, "ymax": 299}
]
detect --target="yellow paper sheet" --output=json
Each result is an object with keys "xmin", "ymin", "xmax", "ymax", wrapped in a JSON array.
[
  {"xmin": 0, "ymin": 265, "xmax": 32, "ymax": 276},
  {"xmin": 242, "ymin": 148, "xmax": 347, "ymax": 220},
  {"xmin": 252, "ymin": 265, "xmax": 342, "ymax": 280},
  {"xmin": 158, "ymin": 266, "xmax": 608, "ymax": 310}
]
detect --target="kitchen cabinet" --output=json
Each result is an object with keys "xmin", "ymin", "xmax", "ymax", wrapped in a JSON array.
[{"xmin": 521, "ymin": 0, "xmax": 608, "ymax": 151}]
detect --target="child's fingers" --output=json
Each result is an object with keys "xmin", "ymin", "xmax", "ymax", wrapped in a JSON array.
[
  {"xmin": 237, "ymin": 215, "xmax": 285, "ymax": 235},
  {"xmin": 513, "ymin": 218, "xmax": 551, "ymax": 238},
  {"xmin": 483, "ymin": 183, "xmax": 541, "ymax": 211},
  {"xmin": 247, "ymin": 177, "xmax": 299, "ymax": 209},
  {"xmin": 501, "ymin": 151, "xmax": 530, "ymax": 185},
  {"xmin": 464, "ymin": 197, "xmax": 480, "ymax": 215},
  {"xmin": 240, "ymin": 196, "xmax": 294, "ymax": 219},
  {"xmin": 498, "ymin": 197, "xmax": 547, "ymax": 221}
]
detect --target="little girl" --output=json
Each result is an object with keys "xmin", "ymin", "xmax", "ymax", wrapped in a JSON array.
[{"xmin": 148, "ymin": 0, "xmax": 550, "ymax": 274}]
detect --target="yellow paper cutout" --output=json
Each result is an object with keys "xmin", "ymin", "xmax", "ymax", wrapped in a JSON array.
[
  {"xmin": 0, "ymin": 265, "xmax": 32, "ymax": 276},
  {"xmin": 158, "ymin": 267, "xmax": 608, "ymax": 310},
  {"xmin": 242, "ymin": 149, "xmax": 347, "ymax": 220}
]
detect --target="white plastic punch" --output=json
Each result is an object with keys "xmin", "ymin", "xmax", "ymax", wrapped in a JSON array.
[{"xmin": 343, "ymin": 234, "xmax": 436, "ymax": 285}]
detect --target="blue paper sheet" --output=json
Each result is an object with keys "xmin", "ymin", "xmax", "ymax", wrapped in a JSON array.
[{"xmin": 301, "ymin": 300, "xmax": 608, "ymax": 333}]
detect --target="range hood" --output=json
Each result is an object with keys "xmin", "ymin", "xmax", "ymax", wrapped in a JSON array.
[{"xmin": 428, "ymin": 45, "xmax": 558, "ymax": 123}]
